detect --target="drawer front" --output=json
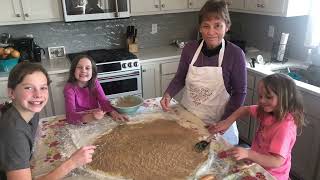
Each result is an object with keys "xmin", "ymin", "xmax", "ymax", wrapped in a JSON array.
[{"xmin": 160, "ymin": 61, "xmax": 179, "ymax": 75}]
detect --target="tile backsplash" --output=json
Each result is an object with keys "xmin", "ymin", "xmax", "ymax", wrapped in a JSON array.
[
  {"xmin": 0, "ymin": 12, "xmax": 199, "ymax": 54},
  {"xmin": 0, "ymin": 11, "xmax": 309, "ymax": 60}
]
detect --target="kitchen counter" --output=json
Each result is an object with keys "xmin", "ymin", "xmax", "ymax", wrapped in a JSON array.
[
  {"xmin": 135, "ymin": 45, "xmax": 183, "ymax": 62},
  {"xmin": 245, "ymin": 50, "xmax": 320, "ymax": 96},
  {"xmin": 30, "ymin": 97, "xmax": 274, "ymax": 180}
]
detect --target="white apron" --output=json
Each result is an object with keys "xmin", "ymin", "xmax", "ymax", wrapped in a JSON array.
[{"xmin": 181, "ymin": 39, "xmax": 239, "ymax": 145}]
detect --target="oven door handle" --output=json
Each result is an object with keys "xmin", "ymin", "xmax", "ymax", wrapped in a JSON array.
[{"xmin": 98, "ymin": 71, "xmax": 140, "ymax": 81}]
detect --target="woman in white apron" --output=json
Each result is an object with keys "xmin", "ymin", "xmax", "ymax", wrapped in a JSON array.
[{"xmin": 160, "ymin": 0, "xmax": 247, "ymax": 145}]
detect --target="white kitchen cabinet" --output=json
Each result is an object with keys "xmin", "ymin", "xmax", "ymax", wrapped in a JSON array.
[
  {"xmin": 130, "ymin": 0, "xmax": 193, "ymax": 16},
  {"xmin": 242, "ymin": 0, "xmax": 311, "ymax": 17},
  {"xmin": 0, "ymin": 0, "xmax": 23, "ymax": 24},
  {"xmin": 245, "ymin": 0, "xmax": 286, "ymax": 14},
  {"xmin": 141, "ymin": 57, "xmax": 181, "ymax": 100},
  {"xmin": 0, "ymin": 0, "xmax": 62, "ymax": 25},
  {"xmin": 226, "ymin": 0, "xmax": 245, "ymax": 10},
  {"xmin": 160, "ymin": 59, "xmax": 183, "ymax": 102},
  {"xmin": 161, "ymin": 0, "xmax": 188, "ymax": 11},
  {"xmin": 188, "ymin": 0, "xmax": 207, "ymax": 9},
  {"xmin": 161, "ymin": 74, "xmax": 183, "ymax": 102},
  {"xmin": 130, "ymin": 0, "xmax": 161, "ymax": 15},
  {"xmin": 141, "ymin": 63, "xmax": 161, "ymax": 99},
  {"xmin": 49, "ymin": 72, "xmax": 68, "ymax": 116}
]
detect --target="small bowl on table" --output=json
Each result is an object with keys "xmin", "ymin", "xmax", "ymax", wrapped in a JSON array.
[{"xmin": 111, "ymin": 95, "xmax": 144, "ymax": 114}]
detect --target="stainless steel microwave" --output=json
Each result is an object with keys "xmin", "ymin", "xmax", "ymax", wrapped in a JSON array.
[{"xmin": 62, "ymin": 0, "xmax": 130, "ymax": 22}]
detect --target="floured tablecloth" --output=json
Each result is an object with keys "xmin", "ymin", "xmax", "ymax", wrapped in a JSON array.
[{"xmin": 31, "ymin": 97, "xmax": 274, "ymax": 180}]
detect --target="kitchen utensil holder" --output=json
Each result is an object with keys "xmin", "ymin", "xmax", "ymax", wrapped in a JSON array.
[{"xmin": 127, "ymin": 38, "xmax": 138, "ymax": 53}]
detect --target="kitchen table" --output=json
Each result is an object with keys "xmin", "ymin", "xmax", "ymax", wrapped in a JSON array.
[{"xmin": 30, "ymin": 97, "xmax": 274, "ymax": 180}]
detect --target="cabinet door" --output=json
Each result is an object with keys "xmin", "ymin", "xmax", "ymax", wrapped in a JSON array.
[
  {"xmin": 248, "ymin": 91, "xmax": 260, "ymax": 143},
  {"xmin": 0, "ymin": 0, "xmax": 23, "ymax": 23},
  {"xmin": 227, "ymin": 0, "xmax": 245, "ymax": 10},
  {"xmin": 188, "ymin": 0, "xmax": 207, "ymax": 9},
  {"xmin": 291, "ymin": 115, "xmax": 320, "ymax": 180},
  {"xmin": 161, "ymin": 74, "xmax": 183, "ymax": 102},
  {"xmin": 20, "ymin": 0, "xmax": 62, "ymax": 21},
  {"xmin": 245, "ymin": 0, "xmax": 285, "ymax": 14},
  {"xmin": 160, "ymin": 0, "xmax": 188, "ymax": 11},
  {"xmin": 141, "ymin": 63, "xmax": 160, "ymax": 99},
  {"xmin": 130, "ymin": 0, "xmax": 161, "ymax": 14},
  {"xmin": 50, "ymin": 73, "xmax": 68, "ymax": 116},
  {"xmin": 237, "ymin": 88, "xmax": 253, "ymax": 143}
]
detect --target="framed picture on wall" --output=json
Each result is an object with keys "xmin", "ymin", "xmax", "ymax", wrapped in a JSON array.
[{"xmin": 48, "ymin": 46, "xmax": 66, "ymax": 59}]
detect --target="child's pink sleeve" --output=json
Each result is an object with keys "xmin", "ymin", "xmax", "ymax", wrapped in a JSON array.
[{"xmin": 64, "ymin": 84, "xmax": 84, "ymax": 124}]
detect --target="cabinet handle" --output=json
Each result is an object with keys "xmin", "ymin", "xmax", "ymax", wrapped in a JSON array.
[
  {"xmin": 25, "ymin": 13, "xmax": 29, "ymax": 17},
  {"xmin": 155, "ymin": 4, "xmax": 159, "ymax": 8},
  {"xmin": 16, "ymin": 14, "xmax": 21, "ymax": 17},
  {"xmin": 189, "ymin": 2, "xmax": 192, "ymax": 7},
  {"xmin": 115, "ymin": 0, "xmax": 119, "ymax": 17},
  {"xmin": 161, "ymin": 4, "xmax": 165, "ymax": 8}
]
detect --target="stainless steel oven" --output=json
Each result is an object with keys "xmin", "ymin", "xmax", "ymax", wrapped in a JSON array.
[
  {"xmin": 98, "ymin": 68, "xmax": 142, "ymax": 99},
  {"xmin": 67, "ymin": 48, "xmax": 142, "ymax": 99}
]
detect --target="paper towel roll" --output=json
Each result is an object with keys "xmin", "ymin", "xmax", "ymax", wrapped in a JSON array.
[{"xmin": 280, "ymin": 33, "xmax": 289, "ymax": 45}]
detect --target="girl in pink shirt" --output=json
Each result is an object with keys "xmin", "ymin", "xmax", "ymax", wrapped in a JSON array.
[
  {"xmin": 210, "ymin": 73, "xmax": 304, "ymax": 180},
  {"xmin": 64, "ymin": 55, "xmax": 128, "ymax": 124}
]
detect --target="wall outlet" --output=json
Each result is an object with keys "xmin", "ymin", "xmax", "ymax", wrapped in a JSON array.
[
  {"xmin": 268, "ymin": 25, "xmax": 274, "ymax": 38},
  {"xmin": 151, "ymin": 24, "xmax": 158, "ymax": 34}
]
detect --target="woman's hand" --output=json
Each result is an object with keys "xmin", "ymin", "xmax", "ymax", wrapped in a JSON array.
[
  {"xmin": 109, "ymin": 110, "xmax": 128, "ymax": 122},
  {"xmin": 69, "ymin": 146, "xmax": 96, "ymax": 168},
  {"xmin": 207, "ymin": 119, "xmax": 233, "ymax": 134},
  {"xmin": 160, "ymin": 93, "xmax": 172, "ymax": 111},
  {"xmin": 225, "ymin": 147, "xmax": 249, "ymax": 160},
  {"xmin": 92, "ymin": 109, "xmax": 106, "ymax": 120}
]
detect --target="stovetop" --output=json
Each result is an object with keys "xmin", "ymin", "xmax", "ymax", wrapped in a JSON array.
[{"xmin": 67, "ymin": 48, "xmax": 138, "ymax": 64}]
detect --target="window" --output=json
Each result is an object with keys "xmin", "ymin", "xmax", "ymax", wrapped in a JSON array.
[{"xmin": 305, "ymin": 0, "xmax": 320, "ymax": 47}]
